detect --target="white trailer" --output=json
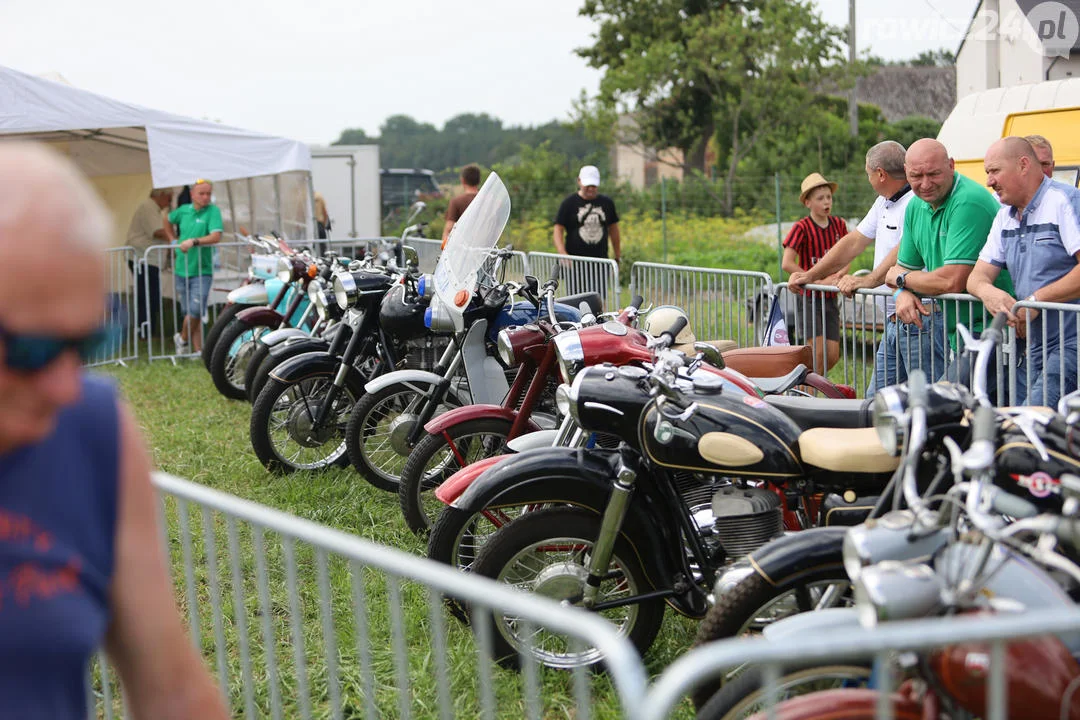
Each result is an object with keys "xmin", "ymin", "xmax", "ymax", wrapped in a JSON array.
[{"xmin": 310, "ymin": 145, "xmax": 381, "ymax": 238}]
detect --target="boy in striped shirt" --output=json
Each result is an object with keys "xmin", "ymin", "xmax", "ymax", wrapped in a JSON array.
[{"xmin": 782, "ymin": 173, "xmax": 849, "ymax": 371}]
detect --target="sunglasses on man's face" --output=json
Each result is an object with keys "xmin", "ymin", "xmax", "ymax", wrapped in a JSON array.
[{"xmin": 0, "ymin": 324, "xmax": 115, "ymax": 372}]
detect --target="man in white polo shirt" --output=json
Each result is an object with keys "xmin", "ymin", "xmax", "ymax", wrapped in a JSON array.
[
  {"xmin": 968, "ymin": 136, "xmax": 1080, "ymax": 407},
  {"xmin": 789, "ymin": 140, "xmax": 945, "ymax": 392}
]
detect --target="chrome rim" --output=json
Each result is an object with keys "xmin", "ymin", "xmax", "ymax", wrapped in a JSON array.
[{"xmin": 265, "ymin": 378, "xmax": 356, "ymax": 470}]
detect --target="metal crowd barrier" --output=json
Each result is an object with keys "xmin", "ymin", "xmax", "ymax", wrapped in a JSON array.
[
  {"xmin": 140, "ymin": 242, "xmax": 260, "ymax": 362},
  {"xmin": 640, "ymin": 608, "xmax": 1080, "ymax": 720},
  {"xmin": 526, "ymin": 252, "xmax": 620, "ymax": 312},
  {"xmin": 92, "ymin": 473, "xmax": 648, "ymax": 720},
  {"xmin": 88, "ymin": 246, "xmax": 140, "ymax": 367},
  {"xmin": 630, "ymin": 262, "xmax": 773, "ymax": 348},
  {"xmin": 1012, "ymin": 298, "xmax": 1080, "ymax": 408}
]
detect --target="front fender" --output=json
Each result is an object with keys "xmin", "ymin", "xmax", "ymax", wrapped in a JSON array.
[
  {"xmin": 267, "ymin": 336, "xmax": 329, "ymax": 359},
  {"xmin": 423, "ymin": 404, "xmax": 541, "ymax": 436},
  {"xmin": 365, "ymin": 368, "xmax": 447, "ymax": 396},
  {"xmin": 269, "ymin": 352, "xmax": 367, "ymax": 396},
  {"xmin": 747, "ymin": 526, "xmax": 847, "ymax": 587},
  {"xmin": 259, "ymin": 327, "xmax": 308, "ymax": 347},
  {"xmin": 761, "ymin": 607, "xmax": 861, "ymax": 643},
  {"xmin": 236, "ymin": 306, "xmax": 285, "ymax": 327},
  {"xmin": 227, "ymin": 283, "xmax": 268, "ymax": 305},
  {"xmin": 434, "ymin": 454, "xmax": 511, "ymax": 504}
]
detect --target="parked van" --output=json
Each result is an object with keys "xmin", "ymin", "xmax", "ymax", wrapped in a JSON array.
[
  {"xmin": 937, "ymin": 78, "xmax": 1080, "ymax": 187},
  {"xmin": 380, "ymin": 168, "xmax": 442, "ymax": 217}
]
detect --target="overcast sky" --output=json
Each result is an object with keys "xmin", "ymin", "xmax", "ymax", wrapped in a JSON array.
[{"xmin": 2, "ymin": 0, "xmax": 977, "ymax": 146}]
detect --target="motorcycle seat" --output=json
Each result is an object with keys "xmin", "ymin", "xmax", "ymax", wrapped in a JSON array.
[
  {"xmin": 763, "ymin": 394, "xmax": 873, "ymax": 431},
  {"xmin": 798, "ymin": 427, "xmax": 900, "ymax": 473},
  {"xmin": 556, "ymin": 292, "xmax": 603, "ymax": 316},
  {"xmin": 749, "ymin": 365, "xmax": 808, "ymax": 395},
  {"xmin": 674, "ymin": 339, "xmax": 739, "ymax": 355},
  {"xmin": 722, "ymin": 345, "xmax": 813, "ymax": 377}
]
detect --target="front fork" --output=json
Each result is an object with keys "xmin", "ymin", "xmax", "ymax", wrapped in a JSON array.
[{"xmin": 582, "ymin": 448, "xmax": 637, "ymax": 608}]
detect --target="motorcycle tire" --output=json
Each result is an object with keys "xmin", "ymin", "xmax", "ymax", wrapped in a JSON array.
[
  {"xmin": 398, "ymin": 417, "xmax": 513, "ymax": 535},
  {"xmin": 201, "ymin": 303, "xmax": 244, "ymax": 371},
  {"xmin": 690, "ymin": 570, "xmax": 851, "ymax": 710},
  {"xmin": 243, "ymin": 341, "xmax": 272, "ymax": 402},
  {"xmin": 346, "ymin": 380, "xmax": 458, "ymax": 493},
  {"xmin": 427, "ymin": 503, "xmax": 546, "ymax": 624},
  {"xmin": 470, "ymin": 506, "xmax": 664, "ymax": 671},
  {"xmin": 250, "ymin": 374, "xmax": 359, "ymax": 473},
  {"xmin": 246, "ymin": 341, "xmax": 322, "ymax": 406},
  {"xmin": 210, "ymin": 319, "xmax": 272, "ymax": 400},
  {"xmin": 695, "ymin": 664, "xmax": 872, "ymax": 720}
]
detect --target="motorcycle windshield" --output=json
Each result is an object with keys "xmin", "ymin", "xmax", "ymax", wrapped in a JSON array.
[{"xmin": 433, "ymin": 172, "xmax": 511, "ymax": 323}]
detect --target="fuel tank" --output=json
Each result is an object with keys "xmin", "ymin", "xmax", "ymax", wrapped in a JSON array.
[
  {"xmin": 993, "ymin": 417, "xmax": 1080, "ymax": 512},
  {"xmin": 569, "ymin": 364, "xmax": 804, "ymax": 477}
]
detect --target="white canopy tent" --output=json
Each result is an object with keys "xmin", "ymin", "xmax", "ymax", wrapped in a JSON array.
[{"xmin": 0, "ymin": 64, "xmax": 314, "ymax": 246}]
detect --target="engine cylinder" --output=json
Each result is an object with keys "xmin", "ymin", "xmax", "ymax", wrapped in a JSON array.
[{"xmin": 710, "ymin": 486, "xmax": 783, "ymax": 560}]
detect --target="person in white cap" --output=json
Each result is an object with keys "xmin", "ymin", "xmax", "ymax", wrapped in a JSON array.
[{"xmin": 553, "ymin": 165, "xmax": 622, "ymax": 270}]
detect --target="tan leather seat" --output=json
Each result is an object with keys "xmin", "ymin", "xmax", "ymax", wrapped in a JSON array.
[
  {"xmin": 799, "ymin": 427, "xmax": 899, "ymax": 473},
  {"xmin": 723, "ymin": 345, "xmax": 813, "ymax": 378},
  {"xmin": 674, "ymin": 339, "xmax": 739, "ymax": 355}
]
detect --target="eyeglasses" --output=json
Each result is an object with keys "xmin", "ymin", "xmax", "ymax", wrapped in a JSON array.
[{"xmin": 0, "ymin": 323, "xmax": 116, "ymax": 372}]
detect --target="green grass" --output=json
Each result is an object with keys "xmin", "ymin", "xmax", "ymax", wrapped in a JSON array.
[{"xmin": 95, "ymin": 360, "xmax": 699, "ymax": 719}]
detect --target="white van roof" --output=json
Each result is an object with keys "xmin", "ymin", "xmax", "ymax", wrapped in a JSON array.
[{"xmin": 938, "ymin": 78, "xmax": 1080, "ymax": 160}]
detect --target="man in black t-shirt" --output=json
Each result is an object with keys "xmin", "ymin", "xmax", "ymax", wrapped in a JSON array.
[{"xmin": 553, "ymin": 165, "xmax": 621, "ymax": 263}]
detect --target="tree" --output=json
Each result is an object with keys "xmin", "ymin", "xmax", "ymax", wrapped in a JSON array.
[{"xmin": 577, "ymin": 0, "xmax": 743, "ymax": 171}]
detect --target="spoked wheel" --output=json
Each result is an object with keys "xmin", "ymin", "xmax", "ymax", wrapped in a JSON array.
[
  {"xmin": 210, "ymin": 319, "xmax": 273, "ymax": 400},
  {"xmin": 250, "ymin": 374, "xmax": 358, "ymax": 473},
  {"xmin": 397, "ymin": 417, "xmax": 512, "ymax": 535},
  {"xmin": 689, "ymin": 570, "xmax": 852, "ymax": 709},
  {"xmin": 246, "ymin": 341, "xmax": 323, "ymax": 405},
  {"xmin": 470, "ymin": 507, "xmax": 664, "ymax": 671},
  {"xmin": 345, "ymin": 380, "xmax": 457, "ymax": 493},
  {"xmin": 695, "ymin": 665, "xmax": 873, "ymax": 720},
  {"xmin": 427, "ymin": 504, "xmax": 547, "ymax": 623},
  {"xmin": 243, "ymin": 341, "xmax": 272, "ymax": 402}
]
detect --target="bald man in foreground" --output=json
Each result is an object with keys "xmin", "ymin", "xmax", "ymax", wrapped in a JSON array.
[
  {"xmin": 0, "ymin": 144, "xmax": 227, "ymax": 718},
  {"xmin": 883, "ymin": 138, "xmax": 1013, "ymax": 390},
  {"xmin": 968, "ymin": 136, "xmax": 1080, "ymax": 407}
]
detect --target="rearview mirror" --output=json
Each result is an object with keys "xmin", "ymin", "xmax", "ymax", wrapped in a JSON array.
[
  {"xmin": 693, "ymin": 342, "xmax": 724, "ymax": 368},
  {"xmin": 402, "ymin": 245, "xmax": 420, "ymax": 269}
]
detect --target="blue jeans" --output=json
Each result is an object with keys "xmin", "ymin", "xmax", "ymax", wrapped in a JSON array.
[
  {"xmin": 1016, "ymin": 337, "xmax": 1077, "ymax": 408},
  {"xmin": 867, "ymin": 311, "xmax": 948, "ymax": 394},
  {"xmin": 175, "ymin": 274, "xmax": 213, "ymax": 320}
]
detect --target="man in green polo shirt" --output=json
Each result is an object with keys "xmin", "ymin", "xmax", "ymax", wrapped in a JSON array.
[
  {"xmin": 163, "ymin": 179, "xmax": 222, "ymax": 355},
  {"xmin": 884, "ymin": 139, "xmax": 1014, "ymax": 391}
]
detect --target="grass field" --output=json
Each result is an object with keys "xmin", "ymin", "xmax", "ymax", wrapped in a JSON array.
[{"xmin": 96, "ymin": 360, "xmax": 700, "ymax": 719}]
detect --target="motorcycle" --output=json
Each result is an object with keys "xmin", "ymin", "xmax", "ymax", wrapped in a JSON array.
[
  {"xmin": 208, "ymin": 250, "xmax": 321, "ymax": 400},
  {"xmin": 694, "ymin": 313, "xmax": 1080, "ymax": 717},
  {"xmin": 248, "ymin": 259, "xmax": 420, "ymax": 473}
]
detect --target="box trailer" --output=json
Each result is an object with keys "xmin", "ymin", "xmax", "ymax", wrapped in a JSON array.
[{"xmin": 310, "ymin": 145, "xmax": 381, "ymax": 238}]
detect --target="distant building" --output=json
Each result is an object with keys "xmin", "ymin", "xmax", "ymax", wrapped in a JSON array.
[
  {"xmin": 956, "ymin": 0, "xmax": 1080, "ymax": 98},
  {"xmin": 610, "ymin": 115, "xmax": 685, "ymax": 189},
  {"xmin": 855, "ymin": 66, "xmax": 956, "ymax": 122}
]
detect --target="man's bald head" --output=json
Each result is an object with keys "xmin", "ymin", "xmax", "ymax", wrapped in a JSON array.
[
  {"xmin": 985, "ymin": 136, "xmax": 1043, "ymax": 210},
  {"xmin": 0, "ymin": 143, "xmax": 112, "ymax": 257},
  {"xmin": 905, "ymin": 138, "xmax": 955, "ymax": 208}
]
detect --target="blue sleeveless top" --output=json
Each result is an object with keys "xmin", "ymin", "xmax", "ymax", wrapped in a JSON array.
[{"xmin": 0, "ymin": 375, "xmax": 119, "ymax": 719}]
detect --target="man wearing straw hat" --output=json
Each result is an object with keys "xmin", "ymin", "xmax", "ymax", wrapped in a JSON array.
[{"xmin": 781, "ymin": 172, "xmax": 848, "ymax": 371}]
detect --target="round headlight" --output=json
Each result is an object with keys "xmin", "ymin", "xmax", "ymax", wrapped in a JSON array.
[
  {"xmin": 496, "ymin": 329, "xmax": 517, "ymax": 367},
  {"xmin": 854, "ymin": 561, "xmax": 942, "ymax": 628},
  {"xmin": 332, "ymin": 272, "xmax": 356, "ymax": 310},
  {"xmin": 842, "ymin": 526, "xmax": 871, "ymax": 583},
  {"xmin": 555, "ymin": 383, "xmax": 572, "ymax": 418},
  {"xmin": 276, "ymin": 256, "xmax": 294, "ymax": 283},
  {"xmin": 873, "ymin": 387, "xmax": 906, "ymax": 456},
  {"xmin": 554, "ymin": 330, "xmax": 585, "ymax": 384}
]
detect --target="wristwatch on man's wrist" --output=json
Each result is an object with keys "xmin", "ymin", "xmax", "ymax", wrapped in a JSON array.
[{"xmin": 895, "ymin": 271, "xmax": 909, "ymax": 289}]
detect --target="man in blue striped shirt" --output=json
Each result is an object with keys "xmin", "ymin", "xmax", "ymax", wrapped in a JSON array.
[{"xmin": 968, "ymin": 136, "xmax": 1080, "ymax": 407}]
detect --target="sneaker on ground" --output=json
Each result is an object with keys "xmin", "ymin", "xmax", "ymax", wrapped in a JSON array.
[{"xmin": 174, "ymin": 332, "xmax": 188, "ymax": 355}]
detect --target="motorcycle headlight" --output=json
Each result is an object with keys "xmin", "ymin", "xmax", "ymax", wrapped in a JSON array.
[
  {"xmin": 842, "ymin": 526, "xmax": 872, "ymax": 584},
  {"xmin": 873, "ymin": 387, "xmax": 907, "ymax": 456},
  {"xmin": 276, "ymin": 255, "xmax": 294, "ymax": 283},
  {"xmin": 567, "ymin": 371, "xmax": 586, "ymax": 425},
  {"xmin": 853, "ymin": 561, "xmax": 942, "ymax": 629},
  {"xmin": 332, "ymin": 272, "xmax": 357, "ymax": 310},
  {"xmin": 554, "ymin": 330, "xmax": 585, "ymax": 384},
  {"xmin": 308, "ymin": 281, "xmax": 329, "ymax": 320},
  {"xmin": 497, "ymin": 329, "xmax": 517, "ymax": 368},
  {"xmin": 555, "ymin": 383, "xmax": 572, "ymax": 418}
]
